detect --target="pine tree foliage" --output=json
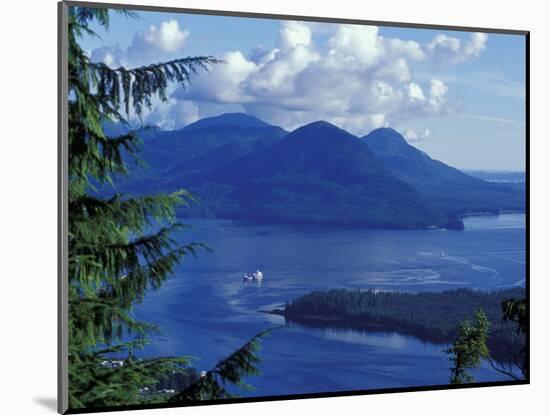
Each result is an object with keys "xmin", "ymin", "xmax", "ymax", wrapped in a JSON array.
[
  {"xmin": 489, "ymin": 298, "xmax": 528, "ymax": 379},
  {"xmin": 502, "ymin": 298, "xmax": 527, "ymax": 334},
  {"xmin": 447, "ymin": 299, "xmax": 528, "ymax": 383},
  {"xmin": 171, "ymin": 329, "xmax": 273, "ymax": 402},
  {"xmin": 66, "ymin": 6, "xmax": 218, "ymax": 409},
  {"xmin": 446, "ymin": 309, "xmax": 490, "ymax": 384}
]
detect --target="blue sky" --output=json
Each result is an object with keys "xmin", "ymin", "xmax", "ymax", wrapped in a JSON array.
[{"xmin": 78, "ymin": 8, "xmax": 526, "ymax": 171}]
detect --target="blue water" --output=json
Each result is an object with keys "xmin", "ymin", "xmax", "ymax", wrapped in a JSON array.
[{"xmin": 134, "ymin": 213, "xmax": 526, "ymax": 396}]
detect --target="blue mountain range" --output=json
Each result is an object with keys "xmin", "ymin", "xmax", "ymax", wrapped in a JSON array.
[{"xmin": 106, "ymin": 113, "xmax": 525, "ymax": 229}]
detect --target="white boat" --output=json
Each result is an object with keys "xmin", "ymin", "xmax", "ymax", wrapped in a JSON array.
[
  {"xmin": 243, "ymin": 270, "xmax": 263, "ymax": 282},
  {"xmin": 242, "ymin": 273, "xmax": 254, "ymax": 282}
]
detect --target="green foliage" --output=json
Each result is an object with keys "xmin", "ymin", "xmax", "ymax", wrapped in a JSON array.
[
  {"xmin": 66, "ymin": 6, "xmax": 217, "ymax": 409},
  {"xmin": 69, "ymin": 348, "xmax": 193, "ymax": 408},
  {"xmin": 489, "ymin": 298, "xmax": 528, "ymax": 379},
  {"xmin": 502, "ymin": 298, "xmax": 527, "ymax": 334},
  {"xmin": 282, "ymin": 289, "xmax": 526, "ymax": 383},
  {"xmin": 447, "ymin": 298, "xmax": 528, "ymax": 383},
  {"xmin": 171, "ymin": 329, "xmax": 272, "ymax": 402},
  {"xmin": 446, "ymin": 310, "xmax": 490, "ymax": 384},
  {"xmin": 282, "ymin": 288, "xmax": 524, "ymax": 358}
]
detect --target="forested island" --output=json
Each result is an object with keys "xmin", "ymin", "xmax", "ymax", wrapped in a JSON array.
[
  {"xmin": 269, "ymin": 288, "xmax": 526, "ymax": 362},
  {"xmin": 66, "ymin": 5, "xmax": 527, "ymax": 410}
]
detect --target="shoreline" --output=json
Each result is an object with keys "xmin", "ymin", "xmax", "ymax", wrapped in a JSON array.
[
  {"xmin": 176, "ymin": 211, "xmax": 526, "ymax": 232},
  {"xmin": 263, "ymin": 309, "xmax": 450, "ymax": 344},
  {"xmin": 263, "ymin": 287, "xmax": 526, "ymax": 363},
  {"xmin": 460, "ymin": 209, "xmax": 525, "ymax": 219},
  {"xmin": 264, "ymin": 309, "xmax": 519, "ymax": 363}
]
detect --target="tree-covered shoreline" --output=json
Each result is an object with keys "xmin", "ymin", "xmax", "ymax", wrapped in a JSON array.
[{"xmin": 269, "ymin": 288, "xmax": 525, "ymax": 363}]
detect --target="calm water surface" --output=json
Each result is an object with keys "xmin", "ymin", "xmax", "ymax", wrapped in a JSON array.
[{"xmin": 135, "ymin": 213, "xmax": 526, "ymax": 396}]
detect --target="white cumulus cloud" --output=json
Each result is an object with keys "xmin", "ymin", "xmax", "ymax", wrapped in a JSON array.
[
  {"xmin": 105, "ymin": 21, "xmax": 489, "ymax": 135},
  {"xmin": 278, "ymin": 21, "xmax": 313, "ymax": 50},
  {"xmin": 146, "ymin": 99, "xmax": 200, "ymax": 130},
  {"xmin": 427, "ymin": 32, "xmax": 488, "ymax": 65},
  {"xmin": 168, "ymin": 22, "xmax": 468, "ymax": 134},
  {"xmin": 407, "ymin": 82, "xmax": 426, "ymax": 102},
  {"xmin": 402, "ymin": 127, "xmax": 431, "ymax": 143},
  {"xmin": 91, "ymin": 19, "xmax": 190, "ymax": 67},
  {"xmin": 174, "ymin": 50, "xmax": 258, "ymax": 104},
  {"xmin": 327, "ymin": 25, "xmax": 383, "ymax": 67}
]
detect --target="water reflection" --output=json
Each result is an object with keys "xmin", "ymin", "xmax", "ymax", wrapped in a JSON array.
[
  {"xmin": 135, "ymin": 214, "xmax": 526, "ymax": 394},
  {"xmin": 322, "ymin": 327, "xmax": 414, "ymax": 350}
]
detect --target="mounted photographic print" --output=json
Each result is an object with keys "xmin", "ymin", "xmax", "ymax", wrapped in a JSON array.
[{"xmin": 58, "ymin": 1, "xmax": 529, "ymax": 413}]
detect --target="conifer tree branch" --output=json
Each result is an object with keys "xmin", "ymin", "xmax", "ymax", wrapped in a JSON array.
[
  {"xmin": 88, "ymin": 56, "xmax": 220, "ymax": 116},
  {"xmin": 171, "ymin": 329, "xmax": 277, "ymax": 402},
  {"xmin": 65, "ymin": 6, "xmax": 240, "ymax": 408}
]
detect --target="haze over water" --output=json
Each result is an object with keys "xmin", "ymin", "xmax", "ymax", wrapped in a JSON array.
[{"xmin": 135, "ymin": 213, "xmax": 525, "ymax": 396}]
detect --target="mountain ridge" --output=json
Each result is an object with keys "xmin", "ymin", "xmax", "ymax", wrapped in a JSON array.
[
  {"xmin": 183, "ymin": 112, "xmax": 277, "ymax": 131},
  {"xmin": 363, "ymin": 127, "xmax": 525, "ymax": 215},
  {"xmin": 106, "ymin": 114, "xmax": 524, "ymax": 228},
  {"xmin": 169, "ymin": 121, "xmax": 448, "ymax": 228}
]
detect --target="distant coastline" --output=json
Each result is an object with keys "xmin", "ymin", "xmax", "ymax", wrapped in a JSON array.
[
  {"xmin": 176, "ymin": 211, "xmax": 525, "ymax": 231},
  {"xmin": 460, "ymin": 209, "xmax": 526, "ymax": 218}
]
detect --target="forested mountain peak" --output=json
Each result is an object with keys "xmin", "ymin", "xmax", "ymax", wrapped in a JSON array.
[{"xmin": 183, "ymin": 112, "xmax": 277, "ymax": 131}]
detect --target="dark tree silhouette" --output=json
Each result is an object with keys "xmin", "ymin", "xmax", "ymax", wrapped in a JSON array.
[{"xmin": 65, "ymin": 6, "xmax": 269, "ymax": 409}]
